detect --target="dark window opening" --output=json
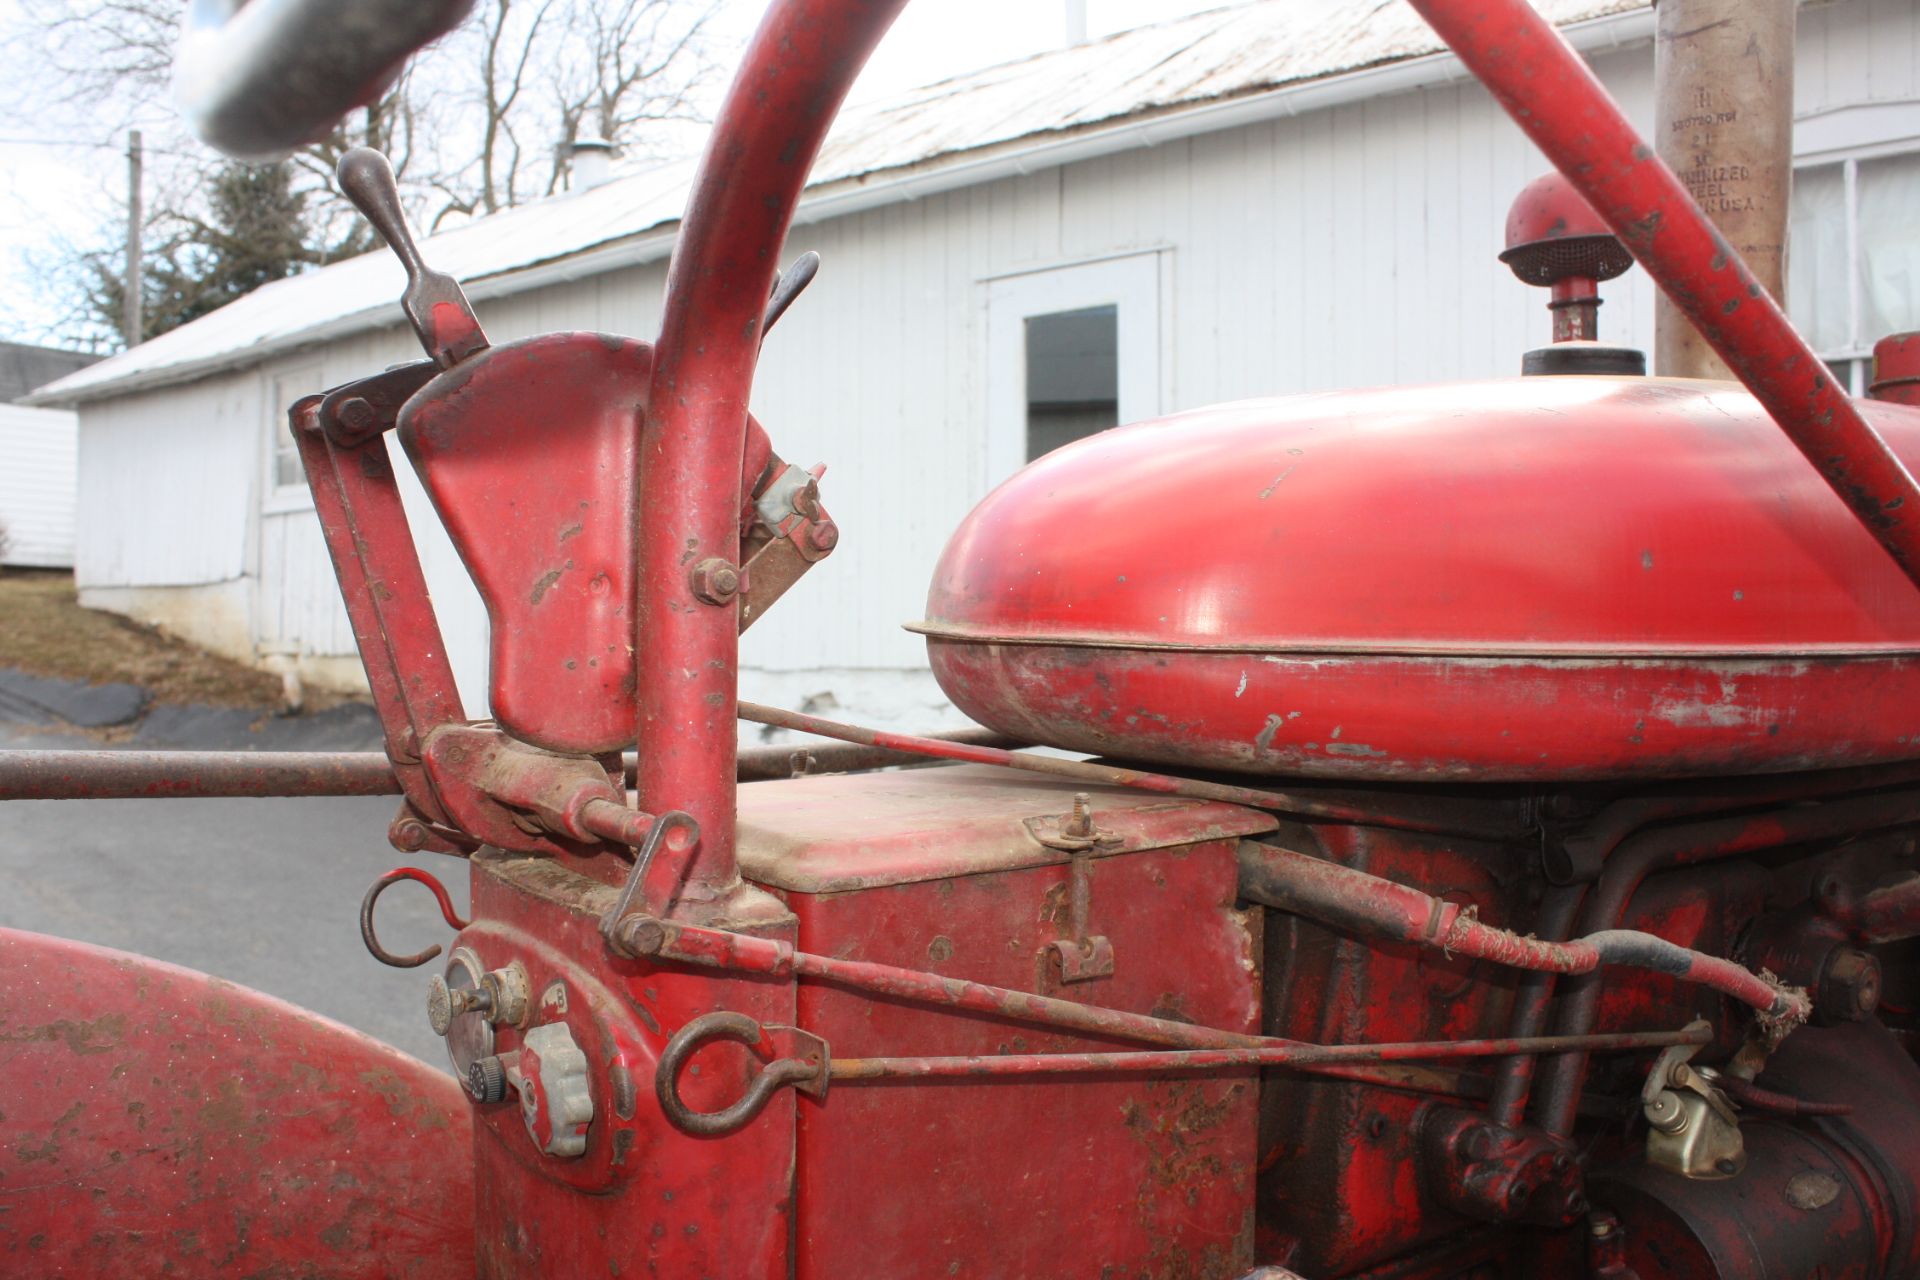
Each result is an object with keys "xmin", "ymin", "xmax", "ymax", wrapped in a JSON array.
[{"xmin": 1026, "ymin": 305, "xmax": 1118, "ymax": 461}]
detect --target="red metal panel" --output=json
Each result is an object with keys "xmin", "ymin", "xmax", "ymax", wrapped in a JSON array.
[
  {"xmin": 398, "ymin": 334, "xmax": 778, "ymax": 756},
  {"xmin": 0, "ymin": 928, "xmax": 473, "ymax": 1277},
  {"xmin": 923, "ymin": 380, "xmax": 1920, "ymax": 779},
  {"xmin": 733, "ymin": 768, "xmax": 1262, "ymax": 1275},
  {"xmin": 781, "ymin": 846, "xmax": 1260, "ymax": 1278},
  {"xmin": 460, "ymin": 851, "xmax": 799, "ymax": 1279},
  {"xmin": 400, "ymin": 334, "xmax": 652, "ymax": 755},
  {"xmin": 735, "ymin": 764, "xmax": 1276, "ymax": 892}
]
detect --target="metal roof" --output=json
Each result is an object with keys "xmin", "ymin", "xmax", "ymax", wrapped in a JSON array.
[{"xmin": 35, "ymin": 0, "xmax": 1648, "ymax": 405}]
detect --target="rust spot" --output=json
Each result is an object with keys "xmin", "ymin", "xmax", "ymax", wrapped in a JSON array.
[
  {"xmin": 14, "ymin": 1100, "xmax": 84, "ymax": 1163},
  {"xmin": 530, "ymin": 568, "xmax": 564, "ymax": 605},
  {"xmin": 0, "ymin": 1012, "xmax": 127, "ymax": 1056},
  {"xmin": 603, "ymin": 1063, "xmax": 637, "ymax": 1123}
]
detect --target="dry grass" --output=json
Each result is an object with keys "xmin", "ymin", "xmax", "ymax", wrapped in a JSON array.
[{"xmin": 0, "ymin": 569, "xmax": 355, "ymax": 710}]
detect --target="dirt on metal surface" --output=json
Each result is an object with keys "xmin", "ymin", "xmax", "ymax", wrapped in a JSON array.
[{"xmin": 0, "ymin": 569, "xmax": 362, "ymax": 714}]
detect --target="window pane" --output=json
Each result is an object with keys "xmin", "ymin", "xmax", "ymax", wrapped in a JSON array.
[
  {"xmin": 1789, "ymin": 162, "xmax": 1849, "ymax": 353},
  {"xmin": 1858, "ymin": 152, "xmax": 1920, "ymax": 345},
  {"xmin": 274, "ymin": 443, "xmax": 304, "ymax": 489},
  {"xmin": 270, "ymin": 371, "xmax": 316, "ymax": 490},
  {"xmin": 1026, "ymin": 305, "xmax": 1117, "ymax": 462}
]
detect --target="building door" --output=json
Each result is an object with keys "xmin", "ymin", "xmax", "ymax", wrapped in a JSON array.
[{"xmin": 985, "ymin": 253, "xmax": 1164, "ymax": 488}]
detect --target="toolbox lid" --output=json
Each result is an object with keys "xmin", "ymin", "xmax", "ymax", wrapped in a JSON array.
[{"xmin": 735, "ymin": 764, "xmax": 1276, "ymax": 893}]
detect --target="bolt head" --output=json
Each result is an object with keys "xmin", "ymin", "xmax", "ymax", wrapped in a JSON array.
[
  {"xmin": 616, "ymin": 916, "xmax": 668, "ymax": 957},
  {"xmin": 336, "ymin": 395, "xmax": 377, "ymax": 435},
  {"xmin": 390, "ymin": 817, "xmax": 431, "ymax": 852},
  {"xmin": 809, "ymin": 521, "xmax": 839, "ymax": 553},
  {"xmin": 689, "ymin": 557, "xmax": 741, "ymax": 605},
  {"xmin": 427, "ymin": 974, "xmax": 454, "ymax": 1036}
]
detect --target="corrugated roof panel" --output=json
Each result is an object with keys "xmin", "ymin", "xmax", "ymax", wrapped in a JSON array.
[{"xmin": 37, "ymin": 0, "xmax": 1647, "ymax": 404}]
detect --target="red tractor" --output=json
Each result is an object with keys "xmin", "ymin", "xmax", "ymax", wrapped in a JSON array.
[{"xmin": 6, "ymin": 1, "xmax": 1920, "ymax": 1277}]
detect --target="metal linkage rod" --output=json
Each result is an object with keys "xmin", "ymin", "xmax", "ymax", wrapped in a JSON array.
[
  {"xmin": 0, "ymin": 732, "xmax": 1021, "ymax": 803},
  {"xmin": 1237, "ymin": 842, "xmax": 1810, "ymax": 1022},
  {"xmin": 0, "ymin": 750, "xmax": 405, "ymax": 800},
  {"xmin": 614, "ymin": 912, "xmax": 1266, "ymax": 1049},
  {"xmin": 650, "ymin": 1007, "xmax": 1708, "ymax": 1136},
  {"xmin": 1410, "ymin": 0, "xmax": 1920, "ymax": 590},
  {"xmin": 827, "ymin": 1029, "xmax": 1711, "ymax": 1081},
  {"xmin": 738, "ymin": 701, "xmax": 1481, "ymax": 835}
]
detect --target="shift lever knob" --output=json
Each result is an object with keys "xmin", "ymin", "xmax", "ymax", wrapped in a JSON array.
[{"xmin": 338, "ymin": 147, "xmax": 489, "ymax": 368}]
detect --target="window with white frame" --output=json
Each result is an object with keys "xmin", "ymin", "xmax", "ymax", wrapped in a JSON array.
[
  {"xmin": 1789, "ymin": 150, "xmax": 1920, "ymax": 394},
  {"xmin": 1024, "ymin": 306, "xmax": 1120, "ymax": 462},
  {"xmin": 984, "ymin": 254, "xmax": 1162, "ymax": 488},
  {"xmin": 267, "ymin": 365, "xmax": 321, "ymax": 502}
]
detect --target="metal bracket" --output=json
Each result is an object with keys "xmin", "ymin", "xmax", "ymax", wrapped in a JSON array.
[
  {"xmin": 1038, "ymin": 794, "xmax": 1116, "ymax": 983},
  {"xmin": 1641, "ymin": 1020, "xmax": 1745, "ymax": 1179},
  {"xmin": 654, "ymin": 1011, "xmax": 828, "ymax": 1137},
  {"xmin": 292, "ymin": 386, "xmax": 475, "ymax": 852},
  {"xmin": 739, "ymin": 462, "xmax": 838, "ymax": 633},
  {"xmin": 598, "ymin": 811, "xmax": 703, "ymax": 949}
]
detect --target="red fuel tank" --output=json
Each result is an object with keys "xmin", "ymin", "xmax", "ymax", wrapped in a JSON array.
[{"xmin": 918, "ymin": 377, "xmax": 1920, "ymax": 781}]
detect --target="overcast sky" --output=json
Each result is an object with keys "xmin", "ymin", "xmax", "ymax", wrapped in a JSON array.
[{"xmin": 0, "ymin": 0, "xmax": 1230, "ymax": 348}]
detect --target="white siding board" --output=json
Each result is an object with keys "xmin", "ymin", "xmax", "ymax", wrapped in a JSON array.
[
  {"xmin": 0, "ymin": 405, "xmax": 77, "ymax": 568},
  {"xmin": 76, "ymin": 375, "xmax": 256, "ymax": 589}
]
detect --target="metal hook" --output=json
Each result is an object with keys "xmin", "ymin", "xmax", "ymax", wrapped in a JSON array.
[
  {"xmin": 655, "ymin": 1011, "xmax": 823, "ymax": 1137},
  {"xmin": 599, "ymin": 810, "xmax": 701, "ymax": 948},
  {"xmin": 360, "ymin": 867, "xmax": 470, "ymax": 969}
]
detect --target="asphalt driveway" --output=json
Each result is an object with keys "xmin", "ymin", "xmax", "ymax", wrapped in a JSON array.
[{"xmin": 0, "ymin": 790, "xmax": 467, "ymax": 1069}]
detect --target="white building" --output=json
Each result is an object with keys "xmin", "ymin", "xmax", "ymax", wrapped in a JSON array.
[{"xmin": 29, "ymin": 0, "xmax": 1920, "ymax": 728}]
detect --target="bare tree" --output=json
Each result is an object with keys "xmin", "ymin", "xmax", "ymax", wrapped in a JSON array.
[
  {"xmin": 546, "ymin": 0, "xmax": 718, "ymax": 194},
  {"xmin": 5, "ymin": 0, "xmax": 724, "ymax": 347},
  {"xmin": 432, "ymin": 0, "xmax": 719, "ymax": 221},
  {"xmin": 18, "ymin": 0, "xmax": 177, "ymax": 118}
]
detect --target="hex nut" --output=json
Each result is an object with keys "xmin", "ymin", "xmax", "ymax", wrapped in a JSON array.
[
  {"xmin": 335, "ymin": 395, "xmax": 377, "ymax": 438},
  {"xmin": 1816, "ymin": 947, "xmax": 1880, "ymax": 1024},
  {"xmin": 689, "ymin": 557, "xmax": 741, "ymax": 605}
]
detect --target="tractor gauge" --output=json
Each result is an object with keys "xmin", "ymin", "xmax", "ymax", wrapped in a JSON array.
[{"xmin": 428, "ymin": 946, "xmax": 497, "ymax": 1098}]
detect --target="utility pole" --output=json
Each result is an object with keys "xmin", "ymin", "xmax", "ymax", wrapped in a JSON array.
[{"xmin": 124, "ymin": 129, "xmax": 143, "ymax": 347}]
